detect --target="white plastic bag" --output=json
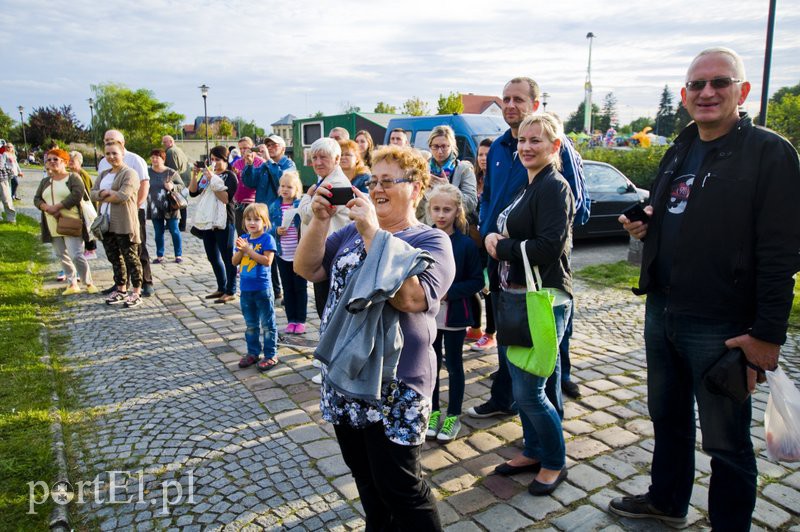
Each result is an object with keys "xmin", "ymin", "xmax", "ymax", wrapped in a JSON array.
[
  {"xmin": 192, "ymin": 174, "xmax": 227, "ymax": 230},
  {"xmin": 765, "ymin": 366, "xmax": 800, "ymax": 462}
]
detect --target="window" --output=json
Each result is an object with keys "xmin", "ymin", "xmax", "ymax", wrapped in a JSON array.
[
  {"xmin": 302, "ymin": 122, "xmax": 323, "ymax": 146},
  {"xmin": 584, "ymin": 164, "xmax": 630, "ymax": 193},
  {"xmin": 455, "ymin": 135, "xmax": 474, "ymax": 162},
  {"xmin": 412, "ymin": 130, "xmax": 430, "ymax": 149}
]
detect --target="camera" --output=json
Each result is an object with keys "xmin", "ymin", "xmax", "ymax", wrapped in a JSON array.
[{"xmin": 194, "ymin": 159, "xmax": 208, "ymax": 170}]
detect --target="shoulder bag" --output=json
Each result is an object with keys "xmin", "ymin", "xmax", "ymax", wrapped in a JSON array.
[{"xmin": 51, "ymin": 179, "xmax": 84, "ymax": 237}]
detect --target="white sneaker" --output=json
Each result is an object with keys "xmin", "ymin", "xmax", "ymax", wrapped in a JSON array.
[
  {"xmin": 312, "ymin": 359, "xmax": 322, "ymax": 368},
  {"xmin": 311, "ymin": 372, "xmax": 323, "ymax": 385},
  {"xmin": 426, "ymin": 411, "xmax": 442, "ymax": 438},
  {"xmin": 436, "ymin": 416, "xmax": 462, "ymax": 442}
]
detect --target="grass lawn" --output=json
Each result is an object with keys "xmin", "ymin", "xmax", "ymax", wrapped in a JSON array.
[
  {"xmin": 0, "ymin": 215, "xmax": 66, "ymax": 529},
  {"xmin": 577, "ymin": 262, "xmax": 800, "ymax": 330}
]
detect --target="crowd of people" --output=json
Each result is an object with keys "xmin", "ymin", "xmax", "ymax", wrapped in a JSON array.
[{"xmin": 15, "ymin": 45, "xmax": 800, "ymax": 531}]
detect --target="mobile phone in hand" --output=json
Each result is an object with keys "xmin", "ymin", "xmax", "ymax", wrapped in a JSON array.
[
  {"xmin": 622, "ymin": 203, "xmax": 650, "ymax": 224},
  {"xmin": 328, "ymin": 187, "xmax": 355, "ymax": 206}
]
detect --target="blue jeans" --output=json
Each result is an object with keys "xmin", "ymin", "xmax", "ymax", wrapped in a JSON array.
[
  {"xmin": 644, "ymin": 292, "xmax": 756, "ymax": 530},
  {"xmin": 558, "ymin": 308, "xmax": 574, "ymax": 382},
  {"xmin": 201, "ymin": 223, "xmax": 236, "ymax": 295},
  {"xmin": 432, "ymin": 329, "xmax": 467, "ymax": 415},
  {"xmin": 152, "ymin": 218, "xmax": 182, "ymax": 258},
  {"xmin": 276, "ymin": 256, "xmax": 307, "ymax": 323},
  {"xmin": 241, "ymin": 290, "xmax": 277, "ymax": 359},
  {"xmin": 507, "ymin": 300, "xmax": 571, "ymax": 470}
]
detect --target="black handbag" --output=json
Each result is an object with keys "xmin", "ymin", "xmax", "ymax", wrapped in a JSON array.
[{"xmin": 494, "ymin": 290, "xmax": 533, "ymax": 347}]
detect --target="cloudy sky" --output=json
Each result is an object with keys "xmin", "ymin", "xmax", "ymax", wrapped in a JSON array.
[{"xmin": 3, "ymin": 0, "xmax": 799, "ymax": 132}]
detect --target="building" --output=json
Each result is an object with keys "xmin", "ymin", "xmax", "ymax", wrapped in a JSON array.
[
  {"xmin": 460, "ymin": 94, "xmax": 503, "ymax": 116},
  {"xmin": 271, "ymin": 114, "xmax": 295, "ymax": 147},
  {"xmin": 183, "ymin": 116, "xmax": 237, "ymax": 139}
]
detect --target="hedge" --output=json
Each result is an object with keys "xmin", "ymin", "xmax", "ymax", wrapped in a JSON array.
[{"xmin": 578, "ymin": 146, "xmax": 670, "ymax": 190}]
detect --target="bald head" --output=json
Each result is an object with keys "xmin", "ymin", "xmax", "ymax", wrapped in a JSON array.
[
  {"xmin": 104, "ymin": 129, "xmax": 125, "ymax": 146},
  {"xmin": 162, "ymin": 135, "xmax": 175, "ymax": 148}
]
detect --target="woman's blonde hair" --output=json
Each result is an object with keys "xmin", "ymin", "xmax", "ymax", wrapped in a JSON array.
[
  {"xmin": 279, "ymin": 171, "xmax": 303, "ymax": 200},
  {"xmin": 517, "ymin": 113, "xmax": 564, "ymax": 170},
  {"xmin": 428, "ymin": 125, "xmax": 458, "ymax": 158},
  {"xmin": 371, "ymin": 145, "xmax": 431, "ymax": 206},
  {"xmin": 338, "ymin": 139, "xmax": 369, "ymax": 177},
  {"xmin": 427, "ymin": 184, "xmax": 467, "ymax": 232},
  {"xmin": 242, "ymin": 202, "xmax": 271, "ymax": 230}
]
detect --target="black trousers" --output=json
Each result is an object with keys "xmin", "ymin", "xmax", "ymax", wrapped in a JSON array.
[
  {"xmin": 137, "ymin": 209, "xmax": 153, "ymax": 286},
  {"xmin": 334, "ymin": 423, "xmax": 442, "ymax": 532},
  {"xmin": 313, "ymin": 279, "xmax": 330, "ymax": 319}
]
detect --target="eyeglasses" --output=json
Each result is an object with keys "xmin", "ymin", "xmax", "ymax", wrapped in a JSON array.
[
  {"xmin": 685, "ymin": 77, "xmax": 742, "ymax": 91},
  {"xmin": 366, "ymin": 177, "xmax": 414, "ymax": 190},
  {"xmin": 430, "ymin": 144, "xmax": 450, "ymax": 152},
  {"xmin": 45, "ymin": 158, "xmax": 63, "ymax": 163}
]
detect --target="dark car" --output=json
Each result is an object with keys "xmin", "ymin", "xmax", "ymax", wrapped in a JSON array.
[{"xmin": 574, "ymin": 160, "xmax": 650, "ymax": 239}]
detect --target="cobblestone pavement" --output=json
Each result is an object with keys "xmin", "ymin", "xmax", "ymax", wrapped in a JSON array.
[{"xmin": 17, "ymin": 173, "xmax": 800, "ymax": 531}]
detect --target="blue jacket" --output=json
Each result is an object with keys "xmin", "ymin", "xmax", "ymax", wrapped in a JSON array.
[
  {"xmin": 480, "ymin": 128, "xmax": 589, "ymax": 239},
  {"xmin": 269, "ymin": 198, "xmax": 301, "ymax": 256},
  {"xmin": 241, "ymin": 156, "xmax": 297, "ymax": 205},
  {"xmin": 443, "ymin": 229, "xmax": 484, "ymax": 328}
]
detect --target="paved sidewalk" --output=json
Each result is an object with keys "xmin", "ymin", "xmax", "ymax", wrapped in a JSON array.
[{"xmin": 18, "ymin": 173, "xmax": 800, "ymax": 531}]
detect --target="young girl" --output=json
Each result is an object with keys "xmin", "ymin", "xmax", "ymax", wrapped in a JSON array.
[
  {"xmin": 233, "ymin": 203, "xmax": 278, "ymax": 372},
  {"xmin": 269, "ymin": 171, "xmax": 308, "ymax": 334},
  {"xmin": 426, "ymin": 184, "xmax": 484, "ymax": 442}
]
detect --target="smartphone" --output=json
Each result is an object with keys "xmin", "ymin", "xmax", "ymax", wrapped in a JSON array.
[
  {"xmin": 328, "ymin": 187, "xmax": 355, "ymax": 206},
  {"xmin": 194, "ymin": 159, "xmax": 208, "ymax": 170},
  {"xmin": 622, "ymin": 203, "xmax": 650, "ymax": 224}
]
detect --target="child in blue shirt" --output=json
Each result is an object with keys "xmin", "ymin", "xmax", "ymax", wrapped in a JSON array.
[{"xmin": 233, "ymin": 203, "xmax": 278, "ymax": 372}]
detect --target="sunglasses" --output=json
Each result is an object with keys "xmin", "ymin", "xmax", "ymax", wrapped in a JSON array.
[{"xmin": 685, "ymin": 77, "xmax": 742, "ymax": 91}]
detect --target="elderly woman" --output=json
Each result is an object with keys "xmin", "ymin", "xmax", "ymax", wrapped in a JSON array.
[
  {"xmin": 33, "ymin": 148, "xmax": 97, "ymax": 295},
  {"xmin": 354, "ymin": 129, "xmax": 374, "ymax": 169},
  {"xmin": 338, "ymin": 139, "xmax": 371, "ymax": 193},
  {"xmin": 295, "ymin": 146, "xmax": 455, "ymax": 531},
  {"xmin": 68, "ymin": 151, "xmax": 98, "ymax": 259},
  {"xmin": 91, "ymin": 141, "xmax": 143, "ymax": 307},
  {"xmin": 297, "ymin": 137, "xmax": 351, "ymax": 321},
  {"xmin": 189, "ymin": 145, "xmax": 238, "ymax": 303},
  {"xmin": 484, "ymin": 113, "xmax": 574, "ymax": 496},
  {"xmin": 147, "ymin": 149, "xmax": 185, "ymax": 263},
  {"xmin": 417, "ymin": 125, "xmax": 478, "ymax": 224}
]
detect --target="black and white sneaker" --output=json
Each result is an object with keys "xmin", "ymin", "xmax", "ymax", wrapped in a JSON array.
[
  {"xmin": 608, "ymin": 494, "xmax": 687, "ymax": 528},
  {"xmin": 105, "ymin": 290, "xmax": 127, "ymax": 305},
  {"xmin": 123, "ymin": 293, "xmax": 142, "ymax": 308}
]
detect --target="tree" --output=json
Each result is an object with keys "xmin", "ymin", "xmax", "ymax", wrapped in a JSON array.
[
  {"xmin": 402, "ymin": 97, "xmax": 430, "ymax": 117},
  {"xmin": 311, "ymin": 111, "xmax": 325, "ymax": 118},
  {"xmin": 673, "ymin": 100, "xmax": 692, "ymax": 133},
  {"xmin": 26, "ymin": 105, "xmax": 86, "ymax": 147},
  {"xmin": 564, "ymin": 101, "xmax": 600, "ymax": 133},
  {"xmin": 627, "ymin": 116, "xmax": 654, "ymax": 133},
  {"xmin": 217, "ymin": 119, "xmax": 234, "ymax": 139},
  {"xmin": 374, "ymin": 101, "xmax": 397, "ymax": 114},
  {"xmin": 597, "ymin": 92, "xmax": 618, "ymax": 132},
  {"xmin": 233, "ymin": 117, "xmax": 265, "ymax": 139},
  {"xmin": 437, "ymin": 92, "xmax": 463, "ymax": 115},
  {"xmin": 91, "ymin": 82, "xmax": 184, "ymax": 156},
  {"xmin": 340, "ymin": 102, "xmax": 361, "ymax": 114},
  {"xmin": 655, "ymin": 85, "xmax": 675, "ymax": 137},
  {"xmin": 0, "ymin": 107, "xmax": 14, "ymax": 140},
  {"xmin": 767, "ymin": 93, "xmax": 800, "ymax": 149}
]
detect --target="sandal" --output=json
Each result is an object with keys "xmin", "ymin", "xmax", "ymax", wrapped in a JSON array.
[{"xmin": 257, "ymin": 358, "xmax": 279, "ymax": 372}]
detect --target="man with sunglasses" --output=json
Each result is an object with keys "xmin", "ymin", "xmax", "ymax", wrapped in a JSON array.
[{"xmin": 611, "ymin": 47, "xmax": 800, "ymax": 530}]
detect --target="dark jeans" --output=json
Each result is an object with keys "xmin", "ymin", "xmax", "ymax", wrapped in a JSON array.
[
  {"xmin": 313, "ymin": 279, "xmax": 330, "ymax": 319},
  {"xmin": 200, "ymin": 223, "xmax": 236, "ymax": 295},
  {"xmin": 10, "ymin": 176, "xmax": 18, "ymax": 197},
  {"xmin": 334, "ymin": 422, "xmax": 442, "ymax": 532},
  {"xmin": 137, "ymin": 209, "xmax": 153, "ymax": 286},
  {"xmin": 276, "ymin": 257, "xmax": 307, "ymax": 323},
  {"xmin": 152, "ymin": 217, "xmax": 182, "ymax": 258},
  {"xmin": 102, "ymin": 232, "xmax": 142, "ymax": 289},
  {"xmin": 240, "ymin": 290, "xmax": 276, "ymax": 359},
  {"xmin": 432, "ymin": 329, "xmax": 467, "ymax": 415},
  {"xmin": 484, "ymin": 290, "xmax": 495, "ymax": 334},
  {"xmin": 644, "ymin": 292, "xmax": 756, "ymax": 530},
  {"xmin": 559, "ymin": 308, "xmax": 574, "ymax": 382},
  {"xmin": 271, "ymin": 261, "xmax": 282, "ymax": 297}
]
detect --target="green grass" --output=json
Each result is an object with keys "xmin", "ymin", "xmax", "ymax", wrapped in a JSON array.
[
  {"xmin": 0, "ymin": 215, "xmax": 63, "ymax": 530},
  {"xmin": 575, "ymin": 260, "xmax": 641, "ymax": 290}
]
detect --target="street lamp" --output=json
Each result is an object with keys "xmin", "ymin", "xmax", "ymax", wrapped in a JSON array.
[
  {"xmin": 199, "ymin": 84, "xmax": 210, "ymax": 161},
  {"xmin": 583, "ymin": 32, "xmax": 595, "ymax": 134},
  {"xmin": 542, "ymin": 92, "xmax": 550, "ymax": 112},
  {"xmin": 87, "ymin": 97, "xmax": 98, "ymax": 170},
  {"xmin": 17, "ymin": 106, "xmax": 28, "ymax": 155}
]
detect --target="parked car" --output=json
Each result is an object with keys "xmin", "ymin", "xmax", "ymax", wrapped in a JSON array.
[{"xmin": 574, "ymin": 160, "xmax": 650, "ymax": 239}]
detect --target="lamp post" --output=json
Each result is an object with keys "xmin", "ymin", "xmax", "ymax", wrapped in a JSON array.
[
  {"xmin": 758, "ymin": 0, "xmax": 777, "ymax": 126},
  {"xmin": 583, "ymin": 32, "xmax": 595, "ymax": 134},
  {"xmin": 542, "ymin": 92, "xmax": 550, "ymax": 112},
  {"xmin": 199, "ymin": 84, "xmax": 210, "ymax": 161},
  {"xmin": 17, "ymin": 106, "xmax": 28, "ymax": 155},
  {"xmin": 87, "ymin": 98, "xmax": 99, "ymax": 170}
]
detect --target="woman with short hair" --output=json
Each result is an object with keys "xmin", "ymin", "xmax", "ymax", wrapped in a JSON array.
[
  {"xmin": 148, "ymin": 149, "xmax": 185, "ymax": 263},
  {"xmin": 338, "ymin": 139, "xmax": 371, "ymax": 193}
]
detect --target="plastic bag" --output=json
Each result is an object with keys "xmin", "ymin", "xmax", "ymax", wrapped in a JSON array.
[{"xmin": 764, "ymin": 366, "xmax": 800, "ymax": 462}]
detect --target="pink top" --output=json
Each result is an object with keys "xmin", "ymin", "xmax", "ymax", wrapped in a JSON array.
[{"xmin": 231, "ymin": 155, "xmax": 265, "ymax": 204}]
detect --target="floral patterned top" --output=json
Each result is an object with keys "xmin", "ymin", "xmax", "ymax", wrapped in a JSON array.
[{"xmin": 318, "ymin": 224, "xmax": 454, "ymax": 446}]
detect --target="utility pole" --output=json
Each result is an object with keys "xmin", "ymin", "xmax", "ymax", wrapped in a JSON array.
[{"xmin": 583, "ymin": 32, "xmax": 595, "ymax": 134}]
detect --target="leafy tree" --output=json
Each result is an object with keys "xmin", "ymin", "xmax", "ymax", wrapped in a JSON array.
[
  {"xmin": 195, "ymin": 122, "xmax": 211, "ymax": 140},
  {"xmin": 597, "ymin": 92, "xmax": 619, "ymax": 132},
  {"xmin": 627, "ymin": 116, "xmax": 654, "ymax": 133},
  {"xmin": 673, "ymin": 100, "xmax": 692, "ymax": 133},
  {"xmin": 233, "ymin": 117, "xmax": 265, "ymax": 139},
  {"xmin": 564, "ymin": 101, "xmax": 600, "ymax": 133},
  {"xmin": 437, "ymin": 92, "xmax": 464, "ymax": 115},
  {"xmin": 767, "ymin": 93, "xmax": 800, "ymax": 149},
  {"xmin": 402, "ymin": 97, "xmax": 430, "ymax": 117},
  {"xmin": 0, "ymin": 107, "xmax": 14, "ymax": 140},
  {"xmin": 341, "ymin": 102, "xmax": 361, "ymax": 114},
  {"xmin": 311, "ymin": 111, "xmax": 325, "ymax": 118},
  {"xmin": 655, "ymin": 85, "xmax": 675, "ymax": 136},
  {"xmin": 374, "ymin": 101, "xmax": 397, "ymax": 114},
  {"xmin": 91, "ymin": 82, "xmax": 184, "ymax": 156},
  {"xmin": 26, "ymin": 105, "xmax": 86, "ymax": 147},
  {"xmin": 770, "ymin": 82, "xmax": 800, "ymax": 104},
  {"xmin": 217, "ymin": 119, "xmax": 234, "ymax": 139}
]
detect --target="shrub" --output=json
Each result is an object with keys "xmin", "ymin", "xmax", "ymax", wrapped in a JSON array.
[{"xmin": 578, "ymin": 146, "xmax": 669, "ymax": 190}]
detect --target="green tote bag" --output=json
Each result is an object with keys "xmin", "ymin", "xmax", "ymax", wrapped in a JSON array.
[{"xmin": 506, "ymin": 240, "xmax": 558, "ymax": 378}]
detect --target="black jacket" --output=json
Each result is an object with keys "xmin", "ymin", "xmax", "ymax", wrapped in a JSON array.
[
  {"xmin": 637, "ymin": 114, "xmax": 800, "ymax": 345},
  {"xmin": 495, "ymin": 164, "xmax": 574, "ymax": 297},
  {"xmin": 443, "ymin": 229, "xmax": 484, "ymax": 328}
]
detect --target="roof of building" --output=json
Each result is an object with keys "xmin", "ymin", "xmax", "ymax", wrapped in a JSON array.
[
  {"xmin": 271, "ymin": 114, "xmax": 296, "ymax": 126},
  {"xmin": 461, "ymin": 94, "xmax": 503, "ymax": 114}
]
